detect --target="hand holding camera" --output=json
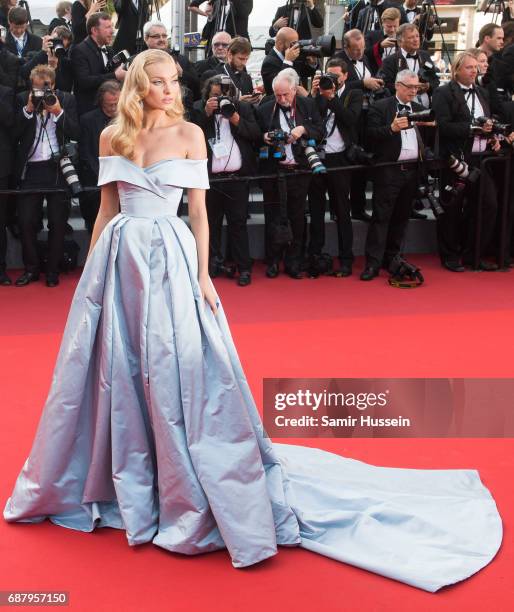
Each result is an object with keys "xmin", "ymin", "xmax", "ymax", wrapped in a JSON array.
[
  {"xmin": 285, "ymin": 42, "xmax": 301, "ymax": 63},
  {"xmin": 391, "ymin": 114, "xmax": 410, "ymax": 132},
  {"xmin": 363, "ymin": 77, "xmax": 384, "ymax": 91},
  {"xmin": 381, "ymin": 37, "xmax": 397, "ymax": 49},
  {"xmin": 205, "ymin": 96, "xmax": 219, "ymax": 117},
  {"xmin": 289, "ymin": 125, "xmax": 307, "ymax": 143}
]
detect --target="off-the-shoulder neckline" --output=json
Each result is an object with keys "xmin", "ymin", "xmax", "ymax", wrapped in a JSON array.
[{"xmin": 99, "ymin": 156, "xmax": 207, "ymax": 171}]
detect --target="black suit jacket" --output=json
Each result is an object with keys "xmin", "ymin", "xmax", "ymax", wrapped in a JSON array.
[
  {"xmin": 113, "ymin": 0, "xmax": 149, "ymax": 55},
  {"xmin": 489, "ymin": 44, "xmax": 514, "ymax": 97},
  {"xmin": 261, "ymin": 49, "xmax": 315, "ymax": 96},
  {"xmin": 5, "ymin": 31, "xmax": 42, "ymax": 60},
  {"xmin": 366, "ymin": 95, "xmax": 426, "ymax": 163},
  {"xmin": 255, "ymin": 94, "xmax": 324, "ymax": 170},
  {"xmin": 0, "ymin": 84, "xmax": 14, "ymax": 178},
  {"xmin": 191, "ymin": 0, "xmax": 253, "ymax": 40},
  {"xmin": 48, "ymin": 17, "xmax": 70, "ymax": 34},
  {"xmin": 333, "ymin": 49, "xmax": 376, "ymax": 90},
  {"xmin": 71, "ymin": 1, "xmax": 87, "ymax": 45},
  {"xmin": 190, "ymin": 99, "xmax": 260, "ymax": 176},
  {"xmin": 312, "ymin": 86, "xmax": 363, "ymax": 146},
  {"xmin": 0, "ymin": 43, "xmax": 19, "ymax": 89},
  {"xmin": 79, "ymin": 106, "xmax": 110, "ymax": 179},
  {"xmin": 70, "ymin": 37, "xmax": 116, "ymax": 115},
  {"xmin": 378, "ymin": 49, "xmax": 440, "ymax": 96},
  {"xmin": 20, "ymin": 50, "xmax": 74, "ymax": 92},
  {"xmin": 195, "ymin": 55, "xmax": 223, "ymax": 80},
  {"xmin": 356, "ymin": 2, "xmax": 408, "ymax": 32},
  {"xmin": 365, "ymin": 29, "xmax": 396, "ymax": 74},
  {"xmin": 432, "ymin": 80, "xmax": 491, "ymax": 160},
  {"xmin": 269, "ymin": 4, "xmax": 324, "ymax": 39},
  {"xmin": 14, "ymin": 89, "xmax": 80, "ymax": 182},
  {"xmin": 209, "ymin": 62, "xmax": 254, "ymax": 96}
]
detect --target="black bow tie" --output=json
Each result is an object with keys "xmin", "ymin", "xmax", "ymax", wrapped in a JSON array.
[
  {"xmin": 100, "ymin": 46, "xmax": 108, "ymax": 55},
  {"xmin": 406, "ymin": 53, "xmax": 418, "ymax": 60},
  {"xmin": 406, "ymin": 9, "xmax": 417, "ymax": 14},
  {"xmin": 398, "ymin": 103, "xmax": 410, "ymax": 111}
]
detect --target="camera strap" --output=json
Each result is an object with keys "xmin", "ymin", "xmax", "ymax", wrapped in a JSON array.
[{"xmin": 26, "ymin": 112, "xmax": 51, "ymax": 163}]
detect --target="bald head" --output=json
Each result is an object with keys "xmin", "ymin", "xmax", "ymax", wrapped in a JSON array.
[{"xmin": 276, "ymin": 27, "xmax": 298, "ymax": 53}]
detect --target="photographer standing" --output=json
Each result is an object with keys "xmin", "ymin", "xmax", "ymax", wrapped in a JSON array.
[
  {"xmin": 191, "ymin": 75, "xmax": 260, "ymax": 286},
  {"xmin": 205, "ymin": 36, "xmax": 254, "ymax": 98},
  {"xmin": 189, "ymin": 0, "xmax": 252, "ymax": 42},
  {"xmin": 308, "ymin": 58, "xmax": 363, "ymax": 277},
  {"xmin": 269, "ymin": 0, "xmax": 323, "ymax": 40},
  {"xmin": 0, "ymin": 34, "xmax": 19, "ymax": 89},
  {"xmin": 361, "ymin": 70, "xmax": 429, "ymax": 281},
  {"xmin": 365, "ymin": 7, "xmax": 401, "ymax": 74},
  {"xmin": 0, "ymin": 82, "xmax": 13, "ymax": 285},
  {"xmin": 432, "ymin": 51, "xmax": 501, "ymax": 272},
  {"xmin": 112, "ymin": 0, "xmax": 148, "ymax": 55},
  {"xmin": 356, "ymin": 0, "xmax": 407, "ymax": 33},
  {"xmin": 14, "ymin": 64, "xmax": 79, "ymax": 287},
  {"xmin": 71, "ymin": 12, "xmax": 126, "ymax": 115},
  {"xmin": 256, "ymin": 68, "xmax": 323, "ymax": 279},
  {"xmin": 195, "ymin": 30, "xmax": 231, "ymax": 80}
]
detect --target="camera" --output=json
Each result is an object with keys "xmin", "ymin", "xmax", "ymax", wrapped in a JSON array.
[
  {"xmin": 107, "ymin": 49, "xmax": 130, "ymax": 72},
  {"xmin": 441, "ymin": 155, "xmax": 481, "ymax": 208},
  {"xmin": 418, "ymin": 62, "xmax": 438, "ymax": 84},
  {"xmin": 370, "ymin": 87, "xmax": 388, "ymax": 102},
  {"xmin": 260, "ymin": 129, "xmax": 289, "ymax": 160},
  {"xmin": 472, "ymin": 115, "xmax": 512, "ymax": 137},
  {"xmin": 397, "ymin": 108, "xmax": 435, "ymax": 125},
  {"xmin": 417, "ymin": 177, "xmax": 444, "ymax": 217},
  {"xmin": 297, "ymin": 35, "xmax": 336, "ymax": 58},
  {"xmin": 344, "ymin": 143, "xmax": 375, "ymax": 165},
  {"xmin": 59, "ymin": 142, "xmax": 83, "ymax": 196},
  {"xmin": 318, "ymin": 73, "xmax": 339, "ymax": 91},
  {"xmin": 31, "ymin": 83, "xmax": 57, "ymax": 112},
  {"xmin": 217, "ymin": 96, "xmax": 237, "ymax": 118},
  {"xmin": 300, "ymin": 138, "xmax": 327, "ymax": 174},
  {"xmin": 48, "ymin": 38, "xmax": 66, "ymax": 59}
]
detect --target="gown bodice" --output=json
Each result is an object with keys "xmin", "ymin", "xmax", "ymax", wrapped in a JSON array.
[{"xmin": 97, "ymin": 156, "xmax": 210, "ymax": 218}]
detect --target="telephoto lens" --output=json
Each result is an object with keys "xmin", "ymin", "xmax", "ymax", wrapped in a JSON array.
[{"xmin": 59, "ymin": 157, "xmax": 83, "ymax": 196}]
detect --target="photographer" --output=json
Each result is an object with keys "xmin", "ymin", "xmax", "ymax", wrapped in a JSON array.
[
  {"xmin": 378, "ymin": 22, "xmax": 439, "ymax": 105},
  {"xmin": 143, "ymin": 21, "xmax": 200, "ymax": 102},
  {"xmin": 112, "ymin": 0, "xmax": 148, "ymax": 55},
  {"xmin": 71, "ymin": 12, "xmax": 126, "ymax": 115},
  {"xmin": 48, "ymin": 1, "xmax": 72, "ymax": 34},
  {"xmin": 189, "ymin": 0, "xmax": 252, "ymax": 42},
  {"xmin": 205, "ymin": 36, "xmax": 255, "ymax": 98},
  {"xmin": 78, "ymin": 79, "xmax": 120, "ymax": 233},
  {"xmin": 261, "ymin": 27, "xmax": 315, "ymax": 96},
  {"xmin": 0, "ymin": 35, "xmax": 19, "ymax": 89},
  {"xmin": 356, "ymin": 0, "xmax": 408, "ymax": 33},
  {"xmin": 256, "ymin": 68, "xmax": 323, "ymax": 279},
  {"xmin": 403, "ymin": 0, "xmax": 434, "ymax": 43},
  {"xmin": 432, "ymin": 51, "xmax": 501, "ymax": 272},
  {"xmin": 20, "ymin": 26, "xmax": 74, "ymax": 92},
  {"xmin": 0, "ymin": 82, "xmax": 13, "ymax": 285},
  {"xmin": 365, "ymin": 7, "xmax": 401, "ymax": 75},
  {"xmin": 361, "ymin": 69, "xmax": 430, "ymax": 281},
  {"xmin": 191, "ymin": 75, "xmax": 260, "ymax": 287},
  {"xmin": 308, "ymin": 58, "xmax": 363, "ymax": 277},
  {"xmin": 71, "ymin": 0, "xmax": 106, "ymax": 46},
  {"xmin": 14, "ymin": 64, "xmax": 79, "ymax": 287},
  {"xmin": 269, "ymin": 0, "xmax": 323, "ymax": 40},
  {"xmin": 5, "ymin": 7, "xmax": 42, "ymax": 61},
  {"xmin": 195, "ymin": 30, "xmax": 231, "ymax": 80}
]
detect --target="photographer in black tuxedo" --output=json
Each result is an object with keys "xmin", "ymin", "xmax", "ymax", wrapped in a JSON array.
[
  {"xmin": 378, "ymin": 22, "xmax": 440, "ymax": 105},
  {"xmin": 432, "ymin": 51, "xmax": 501, "ymax": 272},
  {"xmin": 71, "ymin": 12, "xmax": 127, "ymax": 115},
  {"xmin": 256, "ymin": 68, "xmax": 323, "ymax": 279},
  {"xmin": 14, "ymin": 64, "xmax": 79, "ymax": 287},
  {"xmin": 403, "ymin": 0, "xmax": 434, "ymax": 43},
  {"xmin": 269, "ymin": 0, "xmax": 323, "ymax": 40},
  {"xmin": 308, "ymin": 57, "xmax": 363, "ymax": 277},
  {"xmin": 0, "ymin": 82, "xmax": 14, "ymax": 285},
  {"xmin": 361, "ymin": 69, "xmax": 430, "ymax": 281},
  {"xmin": 191, "ymin": 75, "xmax": 260, "ymax": 287},
  {"xmin": 189, "ymin": 0, "xmax": 252, "ymax": 43},
  {"xmin": 112, "ymin": 0, "xmax": 148, "ymax": 55},
  {"xmin": 20, "ymin": 26, "xmax": 74, "ymax": 92},
  {"xmin": 365, "ymin": 7, "xmax": 401, "ymax": 75},
  {"xmin": 356, "ymin": 0, "xmax": 407, "ymax": 33},
  {"xmin": 203, "ymin": 36, "xmax": 254, "ymax": 98}
]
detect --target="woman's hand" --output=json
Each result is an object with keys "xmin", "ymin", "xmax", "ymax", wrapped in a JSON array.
[{"xmin": 199, "ymin": 275, "xmax": 218, "ymax": 315}]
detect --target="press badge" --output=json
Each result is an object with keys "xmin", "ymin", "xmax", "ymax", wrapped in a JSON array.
[{"xmin": 208, "ymin": 138, "xmax": 230, "ymax": 158}]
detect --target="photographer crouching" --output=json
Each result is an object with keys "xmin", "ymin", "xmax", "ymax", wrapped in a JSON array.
[
  {"xmin": 308, "ymin": 58, "xmax": 363, "ymax": 277},
  {"xmin": 432, "ymin": 51, "xmax": 501, "ymax": 272},
  {"xmin": 256, "ymin": 67, "xmax": 324, "ymax": 279},
  {"xmin": 14, "ymin": 64, "xmax": 79, "ymax": 287},
  {"xmin": 191, "ymin": 75, "xmax": 261, "ymax": 286}
]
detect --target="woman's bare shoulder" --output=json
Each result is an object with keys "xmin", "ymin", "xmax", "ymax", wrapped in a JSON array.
[
  {"xmin": 99, "ymin": 124, "xmax": 116, "ymax": 156},
  {"xmin": 178, "ymin": 121, "xmax": 207, "ymax": 160}
]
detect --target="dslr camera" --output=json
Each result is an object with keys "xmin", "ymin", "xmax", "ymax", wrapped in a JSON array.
[
  {"xmin": 107, "ymin": 50, "xmax": 130, "ymax": 72},
  {"xmin": 58, "ymin": 142, "xmax": 83, "ymax": 197},
  {"xmin": 259, "ymin": 129, "xmax": 289, "ymax": 160},
  {"xmin": 48, "ymin": 38, "xmax": 66, "ymax": 59},
  {"xmin": 440, "ymin": 155, "xmax": 481, "ymax": 208},
  {"xmin": 300, "ymin": 138, "xmax": 326, "ymax": 174},
  {"xmin": 471, "ymin": 115, "xmax": 511, "ymax": 137},
  {"xmin": 418, "ymin": 61, "xmax": 438, "ymax": 85},
  {"xmin": 318, "ymin": 73, "xmax": 339, "ymax": 91},
  {"xmin": 344, "ymin": 143, "xmax": 375, "ymax": 165},
  {"xmin": 397, "ymin": 108, "xmax": 435, "ymax": 125},
  {"xmin": 31, "ymin": 83, "xmax": 57, "ymax": 113},
  {"xmin": 296, "ymin": 35, "xmax": 336, "ymax": 58},
  {"xmin": 215, "ymin": 76, "xmax": 238, "ymax": 119}
]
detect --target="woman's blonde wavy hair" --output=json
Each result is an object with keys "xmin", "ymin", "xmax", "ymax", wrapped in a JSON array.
[{"xmin": 110, "ymin": 49, "xmax": 184, "ymax": 160}]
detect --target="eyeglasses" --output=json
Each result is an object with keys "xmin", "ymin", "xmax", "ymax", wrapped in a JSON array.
[
  {"xmin": 148, "ymin": 34, "xmax": 168, "ymax": 39},
  {"xmin": 398, "ymin": 82, "xmax": 420, "ymax": 91},
  {"xmin": 213, "ymin": 42, "xmax": 229, "ymax": 48}
]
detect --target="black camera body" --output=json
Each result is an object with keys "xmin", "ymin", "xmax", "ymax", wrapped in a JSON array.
[
  {"xmin": 344, "ymin": 143, "xmax": 375, "ymax": 165},
  {"xmin": 107, "ymin": 49, "xmax": 130, "ymax": 72},
  {"xmin": 397, "ymin": 108, "xmax": 435, "ymax": 125},
  {"xmin": 216, "ymin": 96, "xmax": 237, "ymax": 118},
  {"xmin": 472, "ymin": 115, "xmax": 511, "ymax": 137},
  {"xmin": 417, "ymin": 178, "xmax": 444, "ymax": 217},
  {"xmin": 441, "ymin": 155, "xmax": 481, "ymax": 208},
  {"xmin": 297, "ymin": 35, "xmax": 336, "ymax": 58},
  {"xmin": 418, "ymin": 62, "xmax": 438, "ymax": 85},
  {"xmin": 319, "ymin": 73, "xmax": 339, "ymax": 91},
  {"xmin": 31, "ymin": 84, "xmax": 57, "ymax": 113},
  {"xmin": 59, "ymin": 142, "xmax": 83, "ymax": 196},
  {"xmin": 48, "ymin": 38, "xmax": 66, "ymax": 59},
  {"xmin": 259, "ymin": 129, "xmax": 289, "ymax": 160}
]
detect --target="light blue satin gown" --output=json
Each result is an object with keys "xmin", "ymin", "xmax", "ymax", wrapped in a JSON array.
[{"xmin": 3, "ymin": 157, "xmax": 502, "ymax": 592}]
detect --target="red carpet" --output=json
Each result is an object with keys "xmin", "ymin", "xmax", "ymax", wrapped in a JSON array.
[{"xmin": 1, "ymin": 255, "xmax": 513, "ymax": 611}]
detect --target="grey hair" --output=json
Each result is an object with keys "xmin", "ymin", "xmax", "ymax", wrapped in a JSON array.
[
  {"xmin": 143, "ymin": 20, "xmax": 168, "ymax": 39},
  {"xmin": 272, "ymin": 67, "xmax": 300, "ymax": 91},
  {"xmin": 395, "ymin": 69, "xmax": 418, "ymax": 83}
]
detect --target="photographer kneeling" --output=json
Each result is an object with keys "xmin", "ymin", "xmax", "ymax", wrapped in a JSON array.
[
  {"xmin": 256, "ymin": 68, "xmax": 324, "ymax": 279},
  {"xmin": 308, "ymin": 58, "xmax": 363, "ymax": 277},
  {"xmin": 14, "ymin": 64, "xmax": 79, "ymax": 287},
  {"xmin": 432, "ymin": 51, "xmax": 501, "ymax": 272},
  {"xmin": 191, "ymin": 75, "xmax": 261, "ymax": 287}
]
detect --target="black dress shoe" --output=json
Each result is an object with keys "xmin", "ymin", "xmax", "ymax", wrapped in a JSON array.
[
  {"xmin": 360, "ymin": 266, "xmax": 379, "ymax": 281},
  {"xmin": 410, "ymin": 210, "xmax": 427, "ymax": 220},
  {"xmin": 352, "ymin": 211, "xmax": 372, "ymax": 222},
  {"xmin": 15, "ymin": 271, "xmax": 40, "ymax": 286},
  {"xmin": 338, "ymin": 264, "xmax": 352, "ymax": 277},
  {"xmin": 442, "ymin": 261, "xmax": 465, "ymax": 273},
  {"xmin": 266, "ymin": 263, "xmax": 279, "ymax": 278},
  {"xmin": 46, "ymin": 273, "xmax": 60, "ymax": 287},
  {"xmin": 285, "ymin": 267, "xmax": 303, "ymax": 279},
  {"xmin": 462, "ymin": 259, "xmax": 499, "ymax": 272},
  {"xmin": 0, "ymin": 269, "xmax": 12, "ymax": 286},
  {"xmin": 237, "ymin": 271, "xmax": 251, "ymax": 287}
]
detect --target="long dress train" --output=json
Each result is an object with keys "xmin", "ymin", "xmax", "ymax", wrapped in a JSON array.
[{"xmin": 3, "ymin": 157, "xmax": 502, "ymax": 592}]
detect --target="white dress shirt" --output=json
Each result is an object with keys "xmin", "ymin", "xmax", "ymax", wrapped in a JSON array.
[
  {"xmin": 324, "ymin": 86, "xmax": 346, "ymax": 154},
  {"xmin": 459, "ymin": 83, "xmax": 488, "ymax": 154},
  {"xmin": 22, "ymin": 108, "xmax": 63, "ymax": 162},
  {"xmin": 278, "ymin": 106, "xmax": 296, "ymax": 165},
  {"xmin": 211, "ymin": 116, "xmax": 243, "ymax": 174},
  {"xmin": 401, "ymin": 48, "xmax": 430, "ymax": 108},
  {"xmin": 396, "ymin": 99, "xmax": 419, "ymax": 161}
]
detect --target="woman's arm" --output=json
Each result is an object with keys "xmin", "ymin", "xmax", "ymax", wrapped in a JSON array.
[
  {"xmin": 184, "ymin": 122, "xmax": 218, "ymax": 314},
  {"xmin": 87, "ymin": 127, "xmax": 120, "ymax": 259}
]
